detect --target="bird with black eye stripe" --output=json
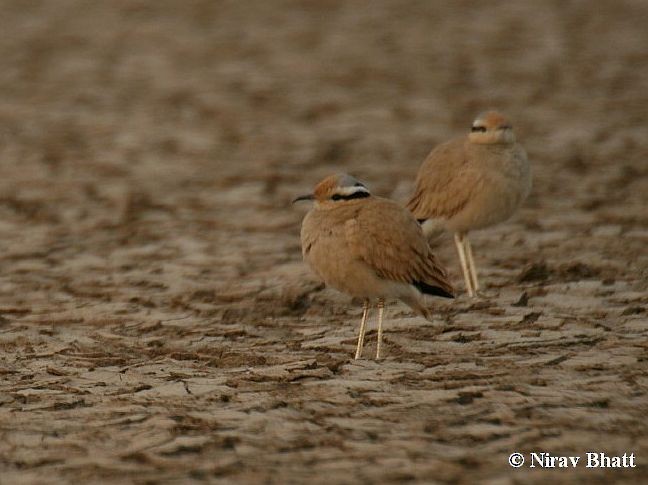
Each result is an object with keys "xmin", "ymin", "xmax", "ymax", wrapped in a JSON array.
[
  {"xmin": 407, "ymin": 111, "xmax": 531, "ymax": 297},
  {"xmin": 294, "ymin": 174, "xmax": 454, "ymax": 360}
]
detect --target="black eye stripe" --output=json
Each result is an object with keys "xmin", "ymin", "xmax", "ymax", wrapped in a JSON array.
[
  {"xmin": 331, "ymin": 191, "xmax": 370, "ymax": 201},
  {"xmin": 471, "ymin": 126, "xmax": 487, "ymax": 133},
  {"xmin": 354, "ymin": 182, "xmax": 365, "ymax": 187}
]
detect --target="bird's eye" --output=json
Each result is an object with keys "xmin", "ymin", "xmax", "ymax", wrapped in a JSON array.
[
  {"xmin": 471, "ymin": 126, "xmax": 487, "ymax": 133},
  {"xmin": 331, "ymin": 194, "xmax": 342, "ymax": 201}
]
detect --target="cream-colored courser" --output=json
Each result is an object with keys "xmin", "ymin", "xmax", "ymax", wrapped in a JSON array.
[
  {"xmin": 407, "ymin": 111, "xmax": 531, "ymax": 297},
  {"xmin": 295, "ymin": 174, "xmax": 454, "ymax": 360}
]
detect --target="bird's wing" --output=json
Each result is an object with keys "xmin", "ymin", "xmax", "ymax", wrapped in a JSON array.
[
  {"xmin": 406, "ymin": 136, "xmax": 484, "ymax": 221},
  {"xmin": 345, "ymin": 198, "xmax": 454, "ymax": 296}
]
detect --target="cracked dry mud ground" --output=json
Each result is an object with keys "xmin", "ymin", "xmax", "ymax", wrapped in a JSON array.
[{"xmin": 1, "ymin": 1, "xmax": 647, "ymax": 484}]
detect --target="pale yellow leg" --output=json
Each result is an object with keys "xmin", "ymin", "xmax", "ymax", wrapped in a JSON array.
[
  {"xmin": 454, "ymin": 233, "xmax": 474, "ymax": 297},
  {"xmin": 376, "ymin": 298, "xmax": 385, "ymax": 360},
  {"xmin": 464, "ymin": 236, "xmax": 480, "ymax": 295},
  {"xmin": 354, "ymin": 300, "xmax": 370, "ymax": 360}
]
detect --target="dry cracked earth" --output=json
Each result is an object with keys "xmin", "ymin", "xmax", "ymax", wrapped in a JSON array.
[{"xmin": 0, "ymin": 1, "xmax": 647, "ymax": 483}]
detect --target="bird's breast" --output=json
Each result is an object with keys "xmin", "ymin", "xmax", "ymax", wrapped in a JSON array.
[
  {"xmin": 301, "ymin": 219, "xmax": 387, "ymax": 298},
  {"xmin": 448, "ymin": 145, "xmax": 531, "ymax": 232}
]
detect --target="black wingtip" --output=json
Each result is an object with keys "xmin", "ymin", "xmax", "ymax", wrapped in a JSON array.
[{"xmin": 413, "ymin": 280, "xmax": 455, "ymax": 299}]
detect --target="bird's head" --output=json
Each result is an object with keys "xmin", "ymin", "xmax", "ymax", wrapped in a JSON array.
[
  {"xmin": 293, "ymin": 174, "xmax": 371, "ymax": 207},
  {"xmin": 468, "ymin": 111, "xmax": 516, "ymax": 145}
]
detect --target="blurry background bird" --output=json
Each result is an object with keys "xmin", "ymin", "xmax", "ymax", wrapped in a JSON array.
[{"xmin": 407, "ymin": 111, "xmax": 531, "ymax": 297}]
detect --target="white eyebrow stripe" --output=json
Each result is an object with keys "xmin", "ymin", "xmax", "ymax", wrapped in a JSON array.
[{"xmin": 335, "ymin": 186, "xmax": 371, "ymax": 196}]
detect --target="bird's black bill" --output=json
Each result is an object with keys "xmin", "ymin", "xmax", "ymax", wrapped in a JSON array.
[{"xmin": 292, "ymin": 194, "xmax": 315, "ymax": 203}]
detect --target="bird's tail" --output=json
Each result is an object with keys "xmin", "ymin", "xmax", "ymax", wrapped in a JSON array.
[
  {"xmin": 413, "ymin": 279, "xmax": 454, "ymax": 299},
  {"xmin": 416, "ymin": 252, "xmax": 456, "ymax": 299},
  {"xmin": 400, "ymin": 294, "xmax": 435, "ymax": 322}
]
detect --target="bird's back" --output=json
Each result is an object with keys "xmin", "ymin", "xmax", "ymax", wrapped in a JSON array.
[{"xmin": 407, "ymin": 137, "xmax": 472, "ymax": 222}]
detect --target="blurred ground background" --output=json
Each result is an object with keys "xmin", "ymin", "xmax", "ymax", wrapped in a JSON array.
[{"xmin": 0, "ymin": 0, "xmax": 647, "ymax": 483}]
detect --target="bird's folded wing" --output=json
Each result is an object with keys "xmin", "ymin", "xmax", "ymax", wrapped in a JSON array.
[{"xmin": 344, "ymin": 199, "xmax": 451, "ymax": 290}]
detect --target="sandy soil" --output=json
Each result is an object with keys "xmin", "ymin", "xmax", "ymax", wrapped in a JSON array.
[{"xmin": 1, "ymin": 1, "xmax": 647, "ymax": 483}]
